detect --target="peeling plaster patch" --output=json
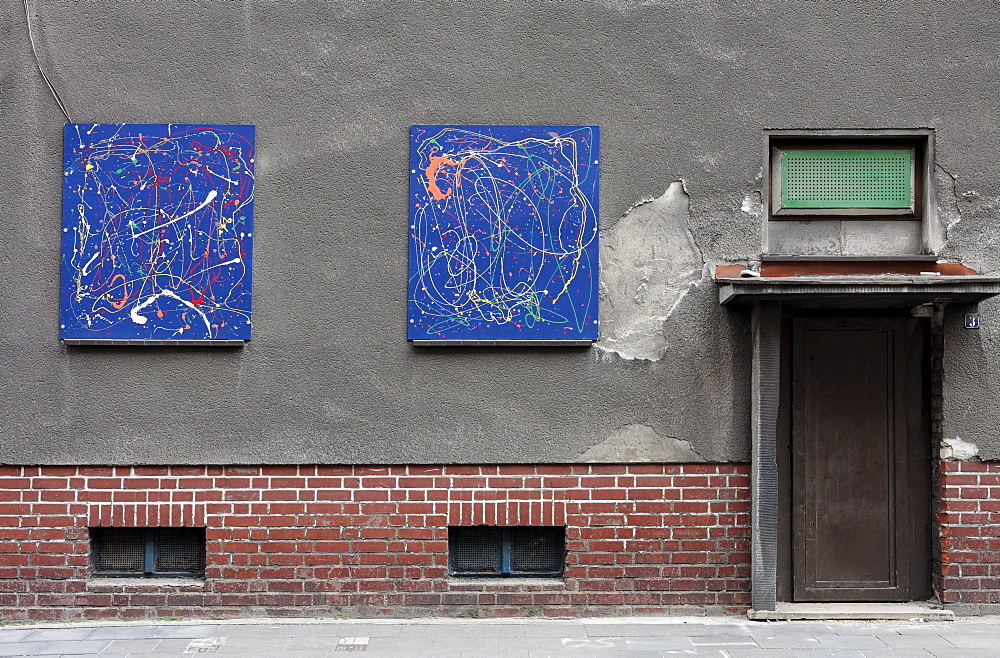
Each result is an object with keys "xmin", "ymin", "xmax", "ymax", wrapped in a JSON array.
[
  {"xmin": 933, "ymin": 164, "xmax": 963, "ymax": 253},
  {"xmin": 941, "ymin": 436, "xmax": 979, "ymax": 461},
  {"xmin": 596, "ymin": 181, "xmax": 703, "ymax": 361},
  {"xmin": 577, "ymin": 424, "xmax": 704, "ymax": 463},
  {"xmin": 741, "ymin": 191, "xmax": 762, "ymax": 217}
]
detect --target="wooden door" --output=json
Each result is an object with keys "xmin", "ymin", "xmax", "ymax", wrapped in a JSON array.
[{"xmin": 790, "ymin": 317, "xmax": 925, "ymax": 601}]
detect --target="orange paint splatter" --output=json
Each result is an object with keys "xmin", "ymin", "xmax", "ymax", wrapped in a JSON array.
[
  {"xmin": 424, "ymin": 147, "xmax": 460, "ymax": 201},
  {"xmin": 107, "ymin": 274, "xmax": 129, "ymax": 310}
]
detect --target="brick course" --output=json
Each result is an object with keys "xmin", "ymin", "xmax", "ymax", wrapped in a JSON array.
[
  {"xmin": 939, "ymin": 461, "xmax": 1000, "ymax": 607},
  {"xmin": 0, "ymin": 464, "xmax": 750, "ymax": 620}
]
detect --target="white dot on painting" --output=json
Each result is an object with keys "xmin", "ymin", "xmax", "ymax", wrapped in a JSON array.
[
  {"xmin": 60, "ymin": 324, "xmax": 65, "ymax": 329},
  {"xmin": 432, "ymin": 246, "xmax": 438, "ymax": 251},
  {"xmin": 409, "ymin": 319, "xmax": 414, "ymax": 323},
  {"xmin": 594, "ymin": 160, "xmax": 599, "ymax": 164},
  {"xmin": 411, "ymin": 169, "xmax": 416, "ymax": 174},
  {"xmin": 63, "ymin": 228, "xmax": 68, "ymax": 232},
  {"xmin": 410, "ymin": 225, "xmax": 415, "ymax": 229},
  {"xmin": 543, "ymin": 290, "xmax": 549, "ymax": 295},
  {"xmin": 250, "ymin": 158, "xmax": 254, "ymax": 163}
]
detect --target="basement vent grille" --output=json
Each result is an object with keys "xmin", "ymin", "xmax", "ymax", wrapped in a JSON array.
[
  {"xmin": 91, "ymin": 527, "xmax": 206, "ymax": 577},
  {"xmin": 94, "ymin": 528, "xmax": 145, "ymax": 572},
  {"xmin": 781, "ymin": 149, "xmax": 912, "ymax": 209},
  {"xmin": 449, "ymin": 526, "xmax": 564, "ymax": 577}
]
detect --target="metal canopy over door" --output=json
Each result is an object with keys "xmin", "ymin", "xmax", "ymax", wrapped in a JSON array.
[{"xmin": 789, "ymin": 316, "xmax": 929, "ymax": 602}]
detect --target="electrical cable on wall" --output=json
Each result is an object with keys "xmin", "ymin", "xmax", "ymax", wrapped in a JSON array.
[{"xmin": 23, "ymin": 0, "xmax": 73, "ymax": 123}]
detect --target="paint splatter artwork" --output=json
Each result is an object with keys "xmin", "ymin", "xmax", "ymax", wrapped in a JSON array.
[
  {"xmin": 408, "ymin": 125, "xmax": 599, "ymax": 341},
  {"xmin": 60, "ymin": 124, "xmax": 255, "ymax": 341}
]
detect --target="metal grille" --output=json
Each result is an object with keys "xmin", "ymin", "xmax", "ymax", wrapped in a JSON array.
[
  {"xmin": 449, "ymin": 526, "xmax": 564, "ymax": 577},
  {"xmin": 510, "ymin": 527, "xmax": 563, "ymax": 575},
  {"xmin": 450, "ymin": 526, "xmax": 502, "ymax": 575},
  {"xmin": 91, "ymin": 527, "xmax": 205, "ymax": 576},
  {"xmin": 156, "ymin": 528, "xmax": 206, "ymax": 574},
  {"xmin": 781, "ymin": 149, "xmax": 912, "ymax": 209},
  {"xmin": 92, "ymin": 527, "xmax": 144, "ymax": 573}
]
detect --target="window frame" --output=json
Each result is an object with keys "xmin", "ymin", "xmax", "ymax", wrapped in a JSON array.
[
  {"xmin": 90, "ymin": 527, "xmax": 206, "ymax": 578},
  {"xmin": 771, "ymin": 144, "xmax": 917, "ymax": 217},
  {"xmin": 768, "ymin": 135, "xmax": 929, "ymax": 221},
  {"xmin": 762, "ymin": 128, "xmax": 937, "ymax": 257}
]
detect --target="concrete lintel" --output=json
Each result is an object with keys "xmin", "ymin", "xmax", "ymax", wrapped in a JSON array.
[{"xmin": 719, "ymin": 278, "xmax": 1000, "ymax": 306}]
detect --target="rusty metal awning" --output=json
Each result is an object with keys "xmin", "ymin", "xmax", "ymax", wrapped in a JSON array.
[{"xmin": 716, "ymin": 261, "xmax": 1000, "ymax": 307}]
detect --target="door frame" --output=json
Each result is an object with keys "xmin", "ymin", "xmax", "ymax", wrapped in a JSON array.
[{"xmin": 774, "ymin": 310, "xmax": 932, "ymax": 602}]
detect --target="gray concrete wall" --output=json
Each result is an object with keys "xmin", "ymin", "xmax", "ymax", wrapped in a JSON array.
[{"xmin": 1, "ymin": 1, "xmax": 999, "ymax": 464}]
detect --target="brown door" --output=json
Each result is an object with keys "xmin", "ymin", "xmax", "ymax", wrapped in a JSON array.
[{"xmin": 790, "ymin": 317, "xmax": 928, "ymax": 602}]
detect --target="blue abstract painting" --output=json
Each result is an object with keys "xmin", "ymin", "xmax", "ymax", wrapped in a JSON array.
[
  {"xmin": 408, "ymin": 125, "xmax": 599, "ymax": 341},
  {"xmin": 60, "ymin": 124, "xmax": 255, "ymax": 341}
]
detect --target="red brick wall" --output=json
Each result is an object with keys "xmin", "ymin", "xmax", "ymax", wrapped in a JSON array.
[
  {"xmin": 939, "ymin": 461, "xmax": 1000, "ymax": 607},
  {"xmin": 0, "ymin": 464, "xmax": 750, "ymax": 620}
]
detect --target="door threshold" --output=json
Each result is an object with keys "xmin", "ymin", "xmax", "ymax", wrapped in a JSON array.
[{"xmin": 748, "ymin": 602, "xmax": 954, "ymax": 621}]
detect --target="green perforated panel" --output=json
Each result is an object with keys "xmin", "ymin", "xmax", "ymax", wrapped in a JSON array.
[{"xmin": 781, "ymin": 149, "xmax": 912, "ymax": 209}]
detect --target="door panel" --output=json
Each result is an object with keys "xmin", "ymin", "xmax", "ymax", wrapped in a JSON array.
[{"xmin": 791, "ymin": 317, "xmax": 910, "ymax": 601}]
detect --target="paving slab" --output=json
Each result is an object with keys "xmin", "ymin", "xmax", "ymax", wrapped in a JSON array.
[
  {"xmin": 724, "ymin": 649, "xmax": 799, "ymax": 658},
  {"xmin": 0, "ymin": 641, "xmax": 48, "ymax": 657},
  {"xmin": 34, "ymin": 640, "xmax": 110, "ymax": 655},
  {"xmin": 874, "ymin": 632, "xmax": 955, "ymax": 649},
  {"xmin": 742, "ymin": 622, "xmax": 835, "ymax": 635},
  {"xmin": 139, "ymin": 639, "xmax": 195, "ymax": 654},
  {"xmin": 937, "ymin": 633, "xmax": 1000, "ymax": 648},
  {"xmin": 145, "ymin": 626, "xmax": 220, "ymax": 640},
  {"xmin": 98, "ymin": 639, "xmax": 163, "ymax": 654},
  {"xmin": 623, "ymin": 635, "xmax": 699, "ymax": 650},
  {"xmin": 0, "ymin": 631, "xmax": 35, "ymax": 644},
  {"xmin": 750, "ymin": 633, "xmax": 825, "ymax": 649},
  {"xmin": 85, "ymin": 627, "xmax": 157, "ymax": 641},
  {"xmin": 814, "ymin": 634, "xmax": 890, "ymax": 650},
  {"xmin": 483, "ymin": 623, "xmax": 587, "ymax": 638},
  {"xmin": 24, "ymin": 629, "xmax": 95, "ymax": 642},
  {"xmin": 827, "ymin": 624, "xmax": 891, "ymax": 635},
  {"xmin": 690, "ymin": 633, "xmax": 758, "ymax": 646},
  {"xmin": 584, "ymin": 649, "xmax": 671, "ymax": 658}
]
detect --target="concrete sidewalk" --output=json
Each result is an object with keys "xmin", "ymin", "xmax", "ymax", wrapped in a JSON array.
[{"xmin": 1, "ymin": 615, "xmax": 999, "ymax": 657}]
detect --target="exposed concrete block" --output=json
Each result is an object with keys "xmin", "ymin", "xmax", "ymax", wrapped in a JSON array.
[
  {"xmin": 576, "ymin": 424, "xmax": 704, "ymax": 462},
  {"xmin": 941, "ymin": 436, "xmax": 979, "ymax": 461},
  {"xmin": 841, "ymin": 220, "xmax": 922, "ymax": 255},
  {"xmin": 596, "ymin": 182, "xmax": 703, "ymax": 361},
  {"xmin": 767, "ymin": 221, "xmax": 842, "ymax": 255}
]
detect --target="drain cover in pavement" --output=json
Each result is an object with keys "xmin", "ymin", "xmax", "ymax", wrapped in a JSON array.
[
  {"xmin": 335, "ymin": 636, "xmax": 370, "ymax": 652},
  {"xmin": 184, "ymin": 637, "xmax": 227, "ymax": 653}
]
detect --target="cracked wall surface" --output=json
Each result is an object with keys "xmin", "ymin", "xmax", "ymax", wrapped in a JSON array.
[{"xmin": 2, "ymin": 1, "xmax": 1000, "ymax": 463}]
